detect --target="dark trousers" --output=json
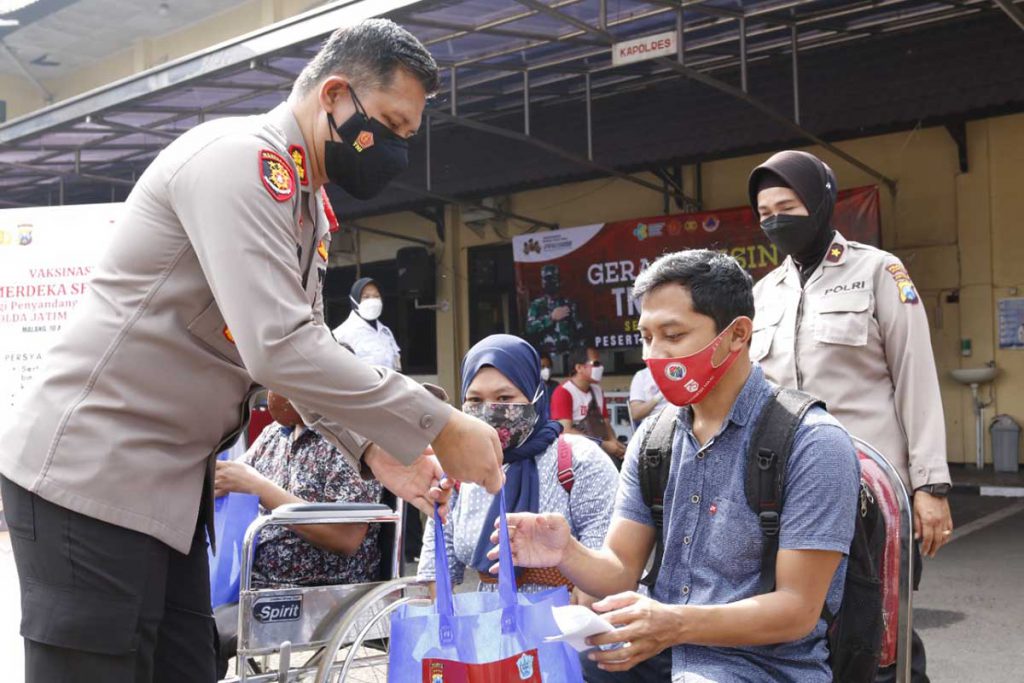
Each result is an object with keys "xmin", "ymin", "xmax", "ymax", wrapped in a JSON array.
[
  {"xmin": 580, "ymin": 648, "xmax": 673, "ymax": 682},
  {"xmin": 876, "ymin": 542, "xmax": 928, "ymax": 683},
  {"xmin": 1, "ymin": 475, "xmax": 217, "ymax": 683}
]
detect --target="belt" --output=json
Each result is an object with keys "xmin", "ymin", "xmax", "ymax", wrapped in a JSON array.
[{"xmin": 478, "ymin": 566, "xmax": 574, "ymax": 589}]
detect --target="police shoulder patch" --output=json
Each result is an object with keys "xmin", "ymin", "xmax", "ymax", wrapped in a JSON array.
[
  {"xmin": 886, "ymin": 262, "xmax": 920, "ymax": 305},
  {"xmin": 259, "ymin": 149, "xmax": 295, "ymax": 202}
]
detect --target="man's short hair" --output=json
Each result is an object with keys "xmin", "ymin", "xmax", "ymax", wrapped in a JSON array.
[
  {"xmin": 632, "ymin": 250, "xmax": 754, "ymax": 332},
  {"xmin": 293, "ymin": 19, "xmax": 439, "ymax": 97},
  {"xmin": 569, "ymin": 347, "xmax": 596, "ymax": 375}
]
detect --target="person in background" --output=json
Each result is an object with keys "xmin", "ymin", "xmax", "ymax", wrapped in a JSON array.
[
  {"xmin": 332, "ymin": 276, "xmax": 402, "ymax": 371},
  {"xmin": 540, "ymin": 352, "xmax": 560, "ymax": 405},
  {"xmin": 333, "ymin": 276, "xmax": 422, "ymax": 562},
  {"xmin": 551, "ymin": 347, "xmax": 627, "ymax": 466},
  {"xmin": 418, "ymin": 335, "xmax": 618, "ymax": 597},
  {"xmin": 628, "ymin": 366, "xmax": 665, "ymax": 427},
  {"xmin": 749, "ymin": 149, "xmax": 953, "ymax": 683}
]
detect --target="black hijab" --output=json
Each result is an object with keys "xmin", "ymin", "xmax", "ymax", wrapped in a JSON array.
[{"xmin": 748, "ymin": 151, "xmax": 838, "ymax": 281}]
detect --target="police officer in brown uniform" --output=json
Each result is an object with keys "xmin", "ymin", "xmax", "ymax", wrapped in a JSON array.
[
  {"xmin": 0, "ymin": 20, "xmax": 503, "ymax": 682},
  {"xmin": 749, "ymin": 150, "xmax": 953, "ymax": 682}
]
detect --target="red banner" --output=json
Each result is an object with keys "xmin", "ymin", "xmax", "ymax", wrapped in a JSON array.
[{"xmin": 513, "ymin": 186, "xmax": 880, "ymax": 351}]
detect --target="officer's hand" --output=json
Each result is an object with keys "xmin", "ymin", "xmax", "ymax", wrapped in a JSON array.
[
  {"xmin": 585, "ymin": 592, "xmax": 681, "ymax": 672},
  {"xmin": 213, "ymin": 460, "xmax": 266, "ymax": 498},
  {"xmin": 431, "ymin": 410, "xmax": 505, "ymax": 494},
  {"xmin": 913, "ymin": 491, "xmax": 953, "ymax": 557},
  {"xmin": 551, "ymin": 305, "xmax": 571, "ymax": 321},
  {"xmin": 364, "ymin": 445, "xmax": 453, "ymax": 522}
]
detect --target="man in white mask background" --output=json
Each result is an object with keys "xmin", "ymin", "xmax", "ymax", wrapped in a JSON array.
[{"xmin": 333, "ymin": 277, "xmax": 402, "ymax": 371}]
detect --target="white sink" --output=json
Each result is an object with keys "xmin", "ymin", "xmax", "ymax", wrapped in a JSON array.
[{"xmin": 950, "ymin": 367, "xmax": 998, "ymax": 385}]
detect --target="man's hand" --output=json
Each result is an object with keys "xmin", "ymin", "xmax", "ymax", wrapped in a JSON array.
[
  {"xmin": 365, "ymin": 445, "xmax": 453, "ymax": 522},
  {"xmin": 431, "ymin": 410, "xmax": 504, "ymax": 494},
  {"xmin": 486, "ymin": 512, "xmax": 571, "ymax": 572},
  {"xmin": 914, "ymin": 490, "xmax": 954, "ymax": 557},
  {"xmin": 602, "ymin": 438, "xmax": 626, "ymax": 459},
  {"xmin": 551, "ymin": 305, "xmax": 571, "ymax": 322},
  {"xmin": 214, "ymin": 460, "xmax": 266, "ymax": 498},
  {"xmin": 585, "ymin": 592, "xmax": 681, "ymax": 672}
]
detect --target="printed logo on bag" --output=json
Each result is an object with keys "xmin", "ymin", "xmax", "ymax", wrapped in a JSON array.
[
  {"xmin": 664, "ymin": 362, "xmax": 686, "ymax": 381},
  {"xmin": 421, "ymin": 650, "xmax": 543, "ymax": 682},
  {"xmin": 516, "ymin": 653, "xmax": 535, "ymax": 680},
  {"xmin": 252, "ymin": 595, "xmax": 301, "ymax": 623}
]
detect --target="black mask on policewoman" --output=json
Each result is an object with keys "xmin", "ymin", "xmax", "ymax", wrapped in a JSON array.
[
  {"xmin": 324, "ymin": 88, "xmax": 408, "ymax": 200},
  {"xmin": 760, "ymin": 213, "xmax": 820, "ymax": 262}
]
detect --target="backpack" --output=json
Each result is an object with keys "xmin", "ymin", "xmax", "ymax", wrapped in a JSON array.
[{"xmin": 638, "ymin": 388, "xmax": 886, "ymax": 683}]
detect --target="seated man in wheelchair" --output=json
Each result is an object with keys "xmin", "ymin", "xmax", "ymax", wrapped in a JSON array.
[{"xmin": 213, "ymin": 389, "xmax": 383, "ymax": 675}]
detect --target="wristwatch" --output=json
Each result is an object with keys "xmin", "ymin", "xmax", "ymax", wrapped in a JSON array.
[{"xmin": 915, "ymin": 483, "xmax": 952, "ymax": 498}]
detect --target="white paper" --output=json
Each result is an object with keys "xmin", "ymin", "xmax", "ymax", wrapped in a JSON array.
[{"xmin": 545, "ymin": 605, "xmax": 617, "ymax": 652}]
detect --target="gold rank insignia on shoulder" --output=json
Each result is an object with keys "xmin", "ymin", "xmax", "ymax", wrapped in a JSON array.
[
  {"xmin": 886, "ymin": 263, "xmax": 920, "ymax": 304},
  {"xmin": 825, "ymin": 243, "xmax": 845, "ymax": 263},
  {"xmin": 288, "ymin": 145, "xmax": 308, "ymax": 187},
  {"xmin": 259, "ymin": 149, "xmax": 295, "ymax": 202},
  {"xmin": 317, "ymin": 240, "xmax": 328, "ymax": 262},
  {"xmin": 353, "ymin": 130, "xmax": 375, "ymax": 152}
]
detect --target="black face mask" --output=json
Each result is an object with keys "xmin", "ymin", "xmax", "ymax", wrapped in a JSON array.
[
  {"xmin": 761, "ymin": 213, "xmax": 819, "ymax": 262},
  {"xmin": 542, "ymin": 278, "xmax": 560, "ymax": 295},
  {"xmin": 324, "ymin": 89, "xmax": 409, "ymax": 200}
]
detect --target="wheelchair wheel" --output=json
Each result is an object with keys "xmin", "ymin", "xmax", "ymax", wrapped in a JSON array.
[{"xmin": 313, "ymin": 577, "xmax": 431, "ymax": 683}]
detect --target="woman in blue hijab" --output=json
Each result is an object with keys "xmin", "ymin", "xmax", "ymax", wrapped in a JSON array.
[{"xmin": 417, "ymin": 334, "xmax": 620, "ymax": 595}]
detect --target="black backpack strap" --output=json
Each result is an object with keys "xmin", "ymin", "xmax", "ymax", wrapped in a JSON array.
[
  {"xmin": 638, "ymin": 405, "xmax": 679, "ymax": 590},
  {"xmin": 744, "ymin": 387, "xmax": 824, "ymax": 596}
]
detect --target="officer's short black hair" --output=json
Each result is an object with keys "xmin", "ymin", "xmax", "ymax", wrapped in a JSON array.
[
  {"xmin": 632, "ymin": 250, "xmax": 754, "ymax": 333},
  {"xmin": 293, "ymin": 19, "xmax": 439, "ymax": 97}
]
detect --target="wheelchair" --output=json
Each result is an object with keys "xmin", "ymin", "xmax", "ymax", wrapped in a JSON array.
[
  {"xmin": 853, "ymin": 437, "xmax": 915, "ymax": 683},
  {"xmin": 217, "ymin": 497, "xmax": 431, "ymax": 682}
]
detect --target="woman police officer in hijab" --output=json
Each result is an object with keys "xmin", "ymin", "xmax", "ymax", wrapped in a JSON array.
[{"xmin": 332, "ymin": 277, "xmax": 402, "ymax": 371}]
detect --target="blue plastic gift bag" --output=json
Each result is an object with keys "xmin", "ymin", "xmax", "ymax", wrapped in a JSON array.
[
  {"xmin": 207, "ymin": 453, "xmax": 260, "ymax": 609},
  {"xmin": 388, "ymin": 490, "xmax": 583, "ymax": 682}
]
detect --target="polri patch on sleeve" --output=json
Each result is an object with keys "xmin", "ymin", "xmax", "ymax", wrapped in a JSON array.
[
  {"xmin": 886, "ymin": 263, "xmax": 920, "ymax": 304},
  {"xmin": 259, "ymin": 149, "xmax": 295, "ymax": 202}
]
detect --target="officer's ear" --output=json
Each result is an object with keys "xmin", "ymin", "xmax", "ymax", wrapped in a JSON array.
[
  {"xmin": 318, "ymin": 76, "xmax": 353, "ymax": 114},
  {"xmin": 730, "ymin": 316, "xmax": 754, "ymax": 349}
]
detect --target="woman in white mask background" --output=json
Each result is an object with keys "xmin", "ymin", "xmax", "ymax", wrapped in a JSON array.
[{"xmin": 332, "ymin": 277, "xmax": 402, "ymax": 371}]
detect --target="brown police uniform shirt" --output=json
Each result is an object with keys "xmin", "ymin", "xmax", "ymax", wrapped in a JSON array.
[
  {"xmin": 0, "ymin": 102, "xmax": 452, "ymax": 554},
  {"xmin": 752, "ymin": 231, "xmax": 951, "ymax": 491}
]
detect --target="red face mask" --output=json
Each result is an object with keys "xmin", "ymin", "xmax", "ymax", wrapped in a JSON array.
[{"xmin": 646, "ymin": 322, "xmax": 742, "ymax": 406}]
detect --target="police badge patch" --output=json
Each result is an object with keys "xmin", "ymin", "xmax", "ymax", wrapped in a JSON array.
[
  {"xmin": 886, "ymin": 263, "xmax": 920, "ymax": 304},
  {"xmin": 259, "ymin": 149, "xmax": 295, "ymax": 202},
  {"xmin": 288, "ymin": 145, "xmax": 308, "ymax": 186}
]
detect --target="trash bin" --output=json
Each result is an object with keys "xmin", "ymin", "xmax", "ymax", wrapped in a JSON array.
[{"xmin": 990, "ymin": 415, "xmax": 1021, "ymax": 473}]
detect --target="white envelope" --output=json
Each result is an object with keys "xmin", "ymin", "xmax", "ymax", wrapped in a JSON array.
[{"xmin": 544, "ymin": 604, "xmax": 617, "ymax": 652}]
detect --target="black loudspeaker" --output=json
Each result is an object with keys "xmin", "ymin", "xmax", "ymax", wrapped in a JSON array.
[{"xmin": 397, "ymin": 246, "xmax": 434, "ymax": 298}]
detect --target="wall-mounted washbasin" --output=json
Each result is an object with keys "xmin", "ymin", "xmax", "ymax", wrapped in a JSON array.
[{"xmin": 950, "ymin": 366, "xmax": 998, "ymax": 386}]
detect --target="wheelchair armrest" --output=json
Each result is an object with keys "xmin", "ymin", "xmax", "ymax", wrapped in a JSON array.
[{"xmin": 268, "ymin": 502, "xmax": 398, "ymax": 525}]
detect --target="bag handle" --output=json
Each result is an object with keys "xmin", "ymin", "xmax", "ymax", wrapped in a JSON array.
[
  {"xmin": 432, "ymin": 501, "xmax": 457, "ymax": 646},
  {"xmin": 432, "ymin": 489, "xmax": 522, "ymax": 644}
]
